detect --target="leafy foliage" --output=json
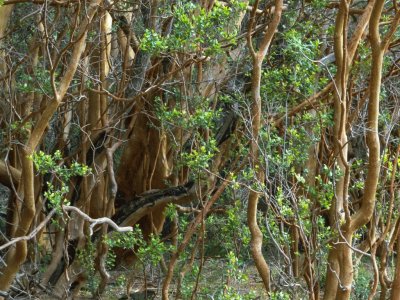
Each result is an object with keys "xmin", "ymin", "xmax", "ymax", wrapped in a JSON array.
[
  {"xmin": 31, "ymin": 150, "xmax": 91, "ymax": 211},
  {"xmin": 141, "ymin": 1, "xmax": 246, "ymax": 55}
]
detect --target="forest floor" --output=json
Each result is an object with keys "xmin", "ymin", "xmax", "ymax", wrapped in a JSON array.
[{"xmin": 76, "ymin": 259, "xmax": 269, "ymax": 299}]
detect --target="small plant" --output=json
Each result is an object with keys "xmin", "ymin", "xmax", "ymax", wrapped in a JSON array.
[
  {"xmin": 77, "ymin": 239, "xmax": 99, "ymax": 294},
  {"xmin": 115, "ymin": 274, "xmax": 126, "ymax": 288},
  {"xmin": 216, "ymin": 251, "xmax": 258, "ymax": 300},
  {"xmin": 269, "ymin": 291, "xmax": 291, "ymax": 300},
  {"xmin": 352, "ymin": 263, "xmax": 373, "ymax": 300}
]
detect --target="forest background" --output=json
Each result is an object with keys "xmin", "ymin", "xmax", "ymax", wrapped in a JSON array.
[{"xmin": 0, "ymin": 0, "xmax": 400, "ymax": 299}]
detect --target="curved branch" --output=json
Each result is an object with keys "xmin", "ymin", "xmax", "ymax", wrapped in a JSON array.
[
  {"xmin": 63, "ymin": 206, "xmax": 133, "ymax": 236},
  {"xmin": 0, "ymin": 161, "xmax": 21, "ymax": 189}
]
